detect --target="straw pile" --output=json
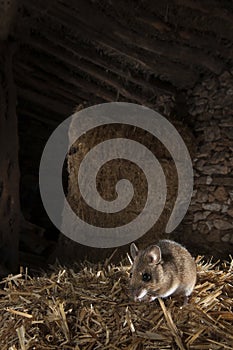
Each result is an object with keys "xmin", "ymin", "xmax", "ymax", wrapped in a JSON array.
[{"xmin": 0, "ymin": 256, "xmax": 232, "ymax": 350}]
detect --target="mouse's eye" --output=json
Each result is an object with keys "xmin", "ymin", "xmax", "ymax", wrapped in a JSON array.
[
  {"xmin": 142, "ymin": 272, "xmax": 152, "ymax": 282},
  {"xmin": 129, "ymin": 272, "xmax": 132, "ymax": 278}
]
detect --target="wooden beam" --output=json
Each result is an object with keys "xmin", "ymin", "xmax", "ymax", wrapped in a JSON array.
[
  {"xmin": 21, "ymin": 0, "xmax": 199, "ymax": 88},
  {"xmin": 0, "ymin": 42, "xmax": 20, "ymax": 276}
]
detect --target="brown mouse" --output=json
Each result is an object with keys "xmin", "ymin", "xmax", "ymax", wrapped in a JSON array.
[{"xmin": 129, "ymin": 239, "xmax": 196, "ymax": 303}]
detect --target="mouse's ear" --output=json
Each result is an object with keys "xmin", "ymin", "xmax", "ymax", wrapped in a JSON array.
[
  {"xmin": 146, "ymin": 245, "xmax": 161, "ymax": 265},
  {"xmin": 130, "ymin": 243, "xmax": 139, "ymax": 260}
]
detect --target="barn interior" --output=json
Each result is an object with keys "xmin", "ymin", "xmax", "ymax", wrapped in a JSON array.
[{"xmin": 0, "ymin": 0, "xmax": 233, "ymax": 272}]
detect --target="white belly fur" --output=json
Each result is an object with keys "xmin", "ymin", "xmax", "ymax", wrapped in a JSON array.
[{"xmin": 159, "ymin": 283, "xmax": 179, "ymax": 298}]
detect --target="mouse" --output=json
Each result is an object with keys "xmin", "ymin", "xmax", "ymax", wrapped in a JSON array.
[{"xmin": 129, "ymin": 239, "xmax": 196, "ymax": 304}]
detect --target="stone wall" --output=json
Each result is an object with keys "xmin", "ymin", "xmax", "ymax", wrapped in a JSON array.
[{"xmin": 178, "ymin": 71, "xmax": 233, "ymax": 258}]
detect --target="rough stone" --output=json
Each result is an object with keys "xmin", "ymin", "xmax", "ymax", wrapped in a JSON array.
[
  {"xmin": 204, "ymin": 126, "xmax": 221, "ymax": 141},
  {"xmin": 203, "ymin": 78, "xmax": 218, "ymax": 90},
  {"xmin": 220, "ymin": 117, "xmax": 233, "ymax": 127},
  {"xmin": 214, "ymin": 186, "xmax": 228, "ymax": 201},
  {"xmin": 208, "ymin": 194, "xmax": 215, "ymax": 202},
  {"xmin": 208, "ymin": 186, "xmax": 216, "ymax": 192},
  {"xmin": 208, "ymin": 213, "xmax": 222, "ymax": 221},
  {"xmin": 192, "ymin": 223, "xmax": 198, "ymax": 230},
  {"xmin": 193, "ymin": 211, "xmax": 210, "ymax": 223},
  {"xmin": 196, "ymin": 191, "xmax": 208, "ymax": 203},
  {"xmin": 223, "ymin": 127, "xmax": 233, "ymax": 140},
  {"xmin": 219, "ymin": 71, "xmax": 232, "ymax": 86},
  {"xmin": 196, "ymin": 113, "xmax": 212, "ymax": 122},
  {"xmin": 190, "ymin": 105, "xmax": 205, "ymax": 116},
  {"xmin": 211, "ymin": 177, "xmax": 233, "ymax": 186},
  {"xmin": 199, "ymin": 143, "xmax": 216, "ymax": 154},
  {"xmin": 196, "ymin": 153, "xmax": 209, "ymax": 159},
  {"xmin": 221, "ymin": 205, "xmax": 229, "ymax": 213},
  {"xmin": 197, "ymin": 222, "xmax": 209, "ymax": 234},
  {"xmin": 205, "ymin": 221, "xmax": 213, "ymax": 231},
  {"xmin": 202, "ymin": 203, "xmax": 221, "ymax": 211},
  {"xmin": 195, "ymin": 98, "xmax": 208, "ymax": 106},
  {"xmin": 222, "ymin": 94, "xmax": 233, "ymax": 107},
  {"xmin": 191, "ymin": 189, "xmax": 197, "ymax": 197},
  {"xmin": 213, "ymin": 219, "xmax": 233, "ymax": 230},
  {"xmin": 210, "ymin": 151, "xmax": 229, "ymax": 164},
  {"xmin": 195, "ymin": 177, "xmax": 208, "ymax": 185},
  {"xmin": 221, "ymin": 233, "xmax": 231, "ymax": 242},
  {"xmin": 215, "ymin": 145, "xmax": 226, "ymax": 152},
  {"xmin": 196, "ymin": 159, "xmax": 206, "ymax": 169},
  {"xmin": 227, "ymin": 208, "xmax": 233, "ymax": 217},
  {"xmin": 189, "ymin": 204, "xmax": 202, "ymax": 212},
  {"xmin": 206, "ymin": 230, "xmax": 220, "ymax": 242},
  {"xmin": 213, "ymin": 104, "xmax": 221, "ymax": 111},
  {"xmin": 206, "ymin": 176, "xmax": 213, "ymax": 184},
  {"xmin": 202, "ymin": 165, "xmax": 228, "ymax": 175}
]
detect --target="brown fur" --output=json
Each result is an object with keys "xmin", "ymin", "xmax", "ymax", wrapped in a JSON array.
[{"xmin": 129, "ymin": 240, "xmax": 196, "ymax": 302}]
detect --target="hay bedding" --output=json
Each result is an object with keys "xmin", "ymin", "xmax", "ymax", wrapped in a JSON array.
[{"xmin": 0, "ymin": 257, "xmax": 232, "ymax": 350}]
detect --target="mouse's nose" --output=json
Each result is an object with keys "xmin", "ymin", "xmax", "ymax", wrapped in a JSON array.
[{"xmin": 129, "ymin": 287, "xmax": 138, "ymax": 301}]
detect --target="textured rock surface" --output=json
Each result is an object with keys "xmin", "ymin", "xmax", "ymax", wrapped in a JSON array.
[{"xmin": 178, "ymin": 71, "xmax": 233, "ymax": 255}]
